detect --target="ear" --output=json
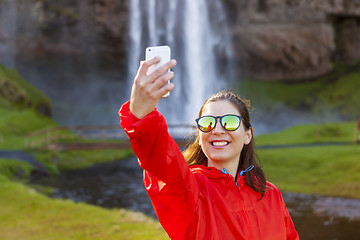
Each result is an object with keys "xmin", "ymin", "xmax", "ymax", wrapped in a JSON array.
[{"xmin": 244, "ymin": 127, "xmax": 253, "ymax": 145}]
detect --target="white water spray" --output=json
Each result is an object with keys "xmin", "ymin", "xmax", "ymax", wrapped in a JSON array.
[
  {"xmin": 0, "ymin": 0, "xmax": 17, "ymax": 68},
  {"xmin": 128, "ymin": 0, "xmax": 233, "ymax": 124}
]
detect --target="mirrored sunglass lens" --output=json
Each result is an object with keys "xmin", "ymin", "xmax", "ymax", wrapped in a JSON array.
[
  {"xmin": 198, "ymin": 117, "xmax": 215, "ymax": 132},
  {"xmin": 221, "ymin": 115, "xmax": 240, "ymax": 131}
]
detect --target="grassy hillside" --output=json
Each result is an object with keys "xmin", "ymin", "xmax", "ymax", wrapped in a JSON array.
[
  {"xmin": 0, "ymin": 64, "xmax": 168, "ymax": 239},
  {"xmin": 0, "ymin": 173, "xmax": 169, "ymax": 240},
  {"xmin": 236, "ymin": 63, "xmax": 360, "ymax": 199},
  {"xmin": 0, "ymin": 65, "xmax": 51, "ymax": 114},
  {"xmin": 235, "ymin": 62, "xmax": 360, "ymax": 121},
  {"xmin": 0, "ymin": 65, "xmax": 57, "ymax": 150},
  {"xmin": 253, "ymin": 114, "xmax": 360, "ymax": 199},
  {"xmin": 260, "ymin": 144, "xmax": 360, "ymax": 199},
  {"xmin": 255, "ymin": 121, "xmax": 357, "ymax": 146}
]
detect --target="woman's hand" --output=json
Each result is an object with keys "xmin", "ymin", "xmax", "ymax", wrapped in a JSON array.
[{"xmin": 129, "ymin": 57, "xmax": 177, "ymax": 119}]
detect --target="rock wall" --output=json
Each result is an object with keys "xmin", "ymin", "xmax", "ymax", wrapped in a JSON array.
[
  {"xmin": 1, "ymin": 0, "xmax": 129, "ymax": 70},
  {"xmin": 224, "ymin": 0, "xmax": 360, "ymax": 80},
  {"xmin": 1, "ymin": 0, "xmax": 360, "ymax": 81}
]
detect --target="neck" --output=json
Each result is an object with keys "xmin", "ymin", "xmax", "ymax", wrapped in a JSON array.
[{"xmin": 207, "ymin": 159, "xmax": 239, "ymax": 179}]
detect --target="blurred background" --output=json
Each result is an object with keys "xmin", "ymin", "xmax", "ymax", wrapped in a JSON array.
[
  {"xmin": 1, "ymin": 0, "xmax": 359, "ymax": 132},
  {"xmin": 0, "ymin": 0, "xmax": 359, "ymax": 239}
]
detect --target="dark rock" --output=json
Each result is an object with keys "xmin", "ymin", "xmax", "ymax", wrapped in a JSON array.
[{"xmin": 1, "ymin": 0, "xmax": 360, "ymax": 81}]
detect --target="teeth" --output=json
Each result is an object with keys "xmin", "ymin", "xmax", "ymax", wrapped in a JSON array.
[{"xmin": 212, "ymin": 141, "xmax": 228, "ymax": 146}]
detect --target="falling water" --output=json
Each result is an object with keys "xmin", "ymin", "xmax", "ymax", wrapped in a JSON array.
[
  {"xmin": 0, "ymin": 0, "xmax": 17, "ymax": 68},
  {"xmin": 128, "ymin": 0, "xmax": 233, "ymax": 125}
]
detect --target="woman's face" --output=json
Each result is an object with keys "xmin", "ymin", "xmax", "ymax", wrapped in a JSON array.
[{"xmin": 199, "ymin": 100, "xmax": 252, "ymax": 169}]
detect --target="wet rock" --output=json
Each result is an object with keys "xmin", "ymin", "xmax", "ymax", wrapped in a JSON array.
[{"xmin": 313, "ymin": 196, "xmax": 360, "ymax": 221}]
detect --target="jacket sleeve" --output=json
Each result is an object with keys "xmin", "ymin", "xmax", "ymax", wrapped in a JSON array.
[
  {"xmin": 119, "ymin": 101, "xmax": 199, "ymax": 239},
  {"xmin": 279, "ymin": 192, "xmax": 300, "ymax": 240}
]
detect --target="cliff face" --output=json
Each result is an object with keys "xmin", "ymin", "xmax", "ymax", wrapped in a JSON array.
[
  {"xmin": 1, "ymin": 0, "xmax": 360, "ymax": 81},
  {"xmin": 224, "ymin": 0, "xmax": 360, "ymax": 80},
  {"xmin": 1, "ymin": 0, "xmax": 129, "ymax": 70}
]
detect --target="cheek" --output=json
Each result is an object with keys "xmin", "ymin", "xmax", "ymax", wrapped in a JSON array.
[
  {"xmin": 198, "ymin": 133, "xmax": 205, "ymax": 146},
  {"xmin": 198, "ymin": 134, "xmax": 209, "ymax": 154}
]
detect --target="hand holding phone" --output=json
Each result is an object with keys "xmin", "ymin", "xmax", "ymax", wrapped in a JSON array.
[
  {"xmin": 145, "ymin": 46, "xmax": 171, "ymax": 98},
  {"xmin": 129, "ymin": 46, "xmax": 176, "ymax": 119}
]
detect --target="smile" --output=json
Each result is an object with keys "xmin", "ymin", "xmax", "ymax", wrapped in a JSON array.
[{"xmin": 211, "ymin": 141, "xmax": 229, "ymax": 146}]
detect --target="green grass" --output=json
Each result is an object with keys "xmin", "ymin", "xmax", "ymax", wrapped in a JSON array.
[
  {"xmin": 0, "ymin": 108, "xmax": 56, "ymax": 136},
  {"xmin": 236, "ymin": 63, "xmax": 360, "ymax": 199},
  {"xmin": 258, "ymin": 144, "xmax": 360, "ymax": 199},
  {"xmin": 254, "ymin": 118, "xmax": 360, "ymax": 199},
  {"xmin": 0, "ymin": 108, "xmax": 58, "ymax": 150},
  {"xmin": 255, "ymin": 121, "xmax": 357, "ymax": 146},
  {"xmin": 33, "ymin": 148, "xmax": 134, "ymax": 172},
  {"xmin": 1, "ymin": 62, "xmax": 359, "ymax": 238},
  {"xmin": 0, "ymin": 174, "xmax": 169, "ymax": 240},
  {"xmin": 0, "ymin": 65, "xmax": 50, "ymax": 111},
  {"xmin": 0, "ymin": 159, "xmax": 34, "ymax": 180},
  {"xmin": 317, "ymin": 73, "xmax": 360, "ymax": 119},
  {"xmin": 0, "ymin": 64, "xmax": 57, "ymax": 150},
  {"xmin": 0, "ymin": 64, "xmax": 167, "ymax": 239}
]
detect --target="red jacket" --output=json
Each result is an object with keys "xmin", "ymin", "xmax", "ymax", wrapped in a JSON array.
[{"xmin": 119, "ymin": 101, "xmax": 299, "ymax": 240}]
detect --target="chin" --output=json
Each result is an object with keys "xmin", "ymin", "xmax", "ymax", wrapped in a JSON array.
[{"xmin": 208, "ymin": 155, "xmax": 231, "ymax": 162}]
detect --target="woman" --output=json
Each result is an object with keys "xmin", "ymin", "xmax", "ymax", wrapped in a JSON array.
[{"xmin": 119, "ymin": 57, "xmax": 299, "ymax": 239}]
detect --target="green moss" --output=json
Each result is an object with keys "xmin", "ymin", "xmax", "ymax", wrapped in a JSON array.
[
  {"xmin": 0, "ymin": 159, "xmax": 34, "ymax": 180},
  {"xmin": 0, "ymin": 65, "xmax": 57, "ymax": 150},
  {"xmin": 0, "ymin": 65, "xmax": 51, "ymax": 114},
  {"xmin": 317, "ymin": 73, "xmax": 360, "ymax": 119}
]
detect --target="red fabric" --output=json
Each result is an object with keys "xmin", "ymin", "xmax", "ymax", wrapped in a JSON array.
[
  {"xmin": 358, "ymin": 117, "xmax": 360, "ymax": 130},
  {"xmin": 119, "ymin": 101, "xmax": 299, "ymax": 240}
]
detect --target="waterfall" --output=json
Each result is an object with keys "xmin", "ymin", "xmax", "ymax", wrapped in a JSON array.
[
  {"xmin": 0, "ymin": 0, "xmax": 17, "ymax": 68},
  {"xmin": 128, "ymin": 0, "xmax": 233, "ymax": 125},
  {"xmin": 0, "ymin": 0, "xmax": 233, "ymax": 128}
]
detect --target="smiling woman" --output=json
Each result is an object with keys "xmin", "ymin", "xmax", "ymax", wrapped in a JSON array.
[
  {"xmin": 184, "ymin": 92, "xmax": 265, "ymax": 196},
  {"xmin": 119, "ymin": 57, "xmax": 299, "ymax": 239}
]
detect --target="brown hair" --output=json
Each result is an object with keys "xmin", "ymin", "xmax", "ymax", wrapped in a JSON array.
[{"xmin": 183, "ymin": 90, "xmax": 267, "ymax": 198}]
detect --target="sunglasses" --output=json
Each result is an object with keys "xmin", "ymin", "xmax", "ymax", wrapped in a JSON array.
[{"xmin": 195, "ymin": 114, "xmax": 242, "ymax": 132}]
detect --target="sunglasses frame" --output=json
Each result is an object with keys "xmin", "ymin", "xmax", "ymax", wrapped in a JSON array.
[{"xmin": 195, "ymin": 114, "xmax": 242, "ymax": 133}]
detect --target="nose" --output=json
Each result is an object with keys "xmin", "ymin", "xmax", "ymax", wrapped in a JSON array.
[{"xmin": 212, "ymin": 119, "xmax": 225, "ymax": 134}]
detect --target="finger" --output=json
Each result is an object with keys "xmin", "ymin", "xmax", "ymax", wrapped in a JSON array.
[
  {"xmin": 148, "ymin": 59, "xmax": 177, "ymax": 80},
  {"xmin": 153, "ymin": 82, "xmax": 175, "ymax": 99},
  {"xmin": 150, "ymin": 71, "xmax": 175, "ymax": 91},
  {"xmin": 137, "ymin": 57, "xmax": 161, "ymax": 77}
]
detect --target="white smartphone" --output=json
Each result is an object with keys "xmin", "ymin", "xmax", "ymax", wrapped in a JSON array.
[{"xmin": 145, "ymin": 45, "xmax": 171, "ymax": 98}]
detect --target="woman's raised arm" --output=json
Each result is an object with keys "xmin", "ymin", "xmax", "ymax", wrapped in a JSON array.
[{"xmin": 129, "ymin": 57, "xmax": 177, "ymax": 119}]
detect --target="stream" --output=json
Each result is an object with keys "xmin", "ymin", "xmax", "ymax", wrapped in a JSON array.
[{"xmin": 31, "ymin": 156, "xmax": 360, "ymax": 240}]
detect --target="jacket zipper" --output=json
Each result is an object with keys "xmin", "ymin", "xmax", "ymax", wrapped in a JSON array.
[
  {"xmin": 233, "ymin": 166, "xmax": 256, "ymax": 240},
  {"xmin": 218, "ymin": 166, "xmax": 259, "ymax": 240}
]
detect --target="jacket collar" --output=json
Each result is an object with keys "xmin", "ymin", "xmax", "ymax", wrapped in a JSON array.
[{"xmin": 190, "ymin": 163, "xmax": 251, "ymax": 183}]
